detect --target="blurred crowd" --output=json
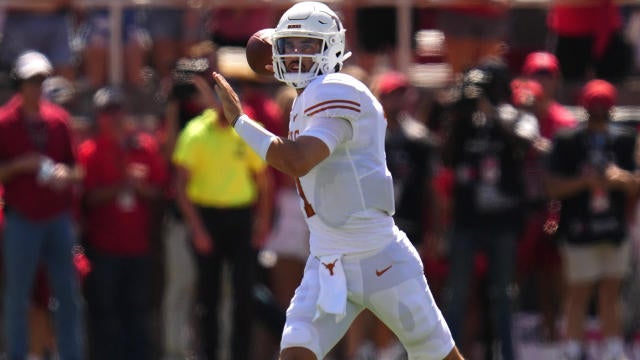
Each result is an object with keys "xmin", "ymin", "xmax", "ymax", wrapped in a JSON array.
[{"xmin": 1, "ymin": 1, "xmax": 640, "ymax": 360}]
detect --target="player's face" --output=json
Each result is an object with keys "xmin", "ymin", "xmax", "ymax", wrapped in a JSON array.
[{"xmin": 277, "ymin": 37, "xmax": 322, "ymax": 73}]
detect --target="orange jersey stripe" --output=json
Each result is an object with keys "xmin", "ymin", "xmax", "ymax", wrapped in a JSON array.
[
  {"xmin": 306, "ymin": 105, "xmax": 361, "ymax": 117},
  {"xmin": 304, "ymin": 99, "xmax": 360, "ymax": 113}
]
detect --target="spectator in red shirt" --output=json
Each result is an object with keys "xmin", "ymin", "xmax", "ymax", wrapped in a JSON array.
[
  {"xmin": 548, "ymin": 0, "xmax": 633, "ymax": 83},
  {"xmin": 78, "ymin": 87, "xmax": 167, "ymax": 360},
  {"xmin": 0, "ymin": 50, "xmax": 83, "ymax": 360}
]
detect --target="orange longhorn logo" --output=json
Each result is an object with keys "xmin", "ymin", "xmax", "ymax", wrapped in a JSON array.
[{"xmin": 322, "ymin": 259, "xmax": 338, "ymax": 276}]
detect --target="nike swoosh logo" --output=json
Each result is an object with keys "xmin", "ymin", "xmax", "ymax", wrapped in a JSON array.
[{"xmin": 376, "ymin": 265, "xmax": 393, "ymax": 277}]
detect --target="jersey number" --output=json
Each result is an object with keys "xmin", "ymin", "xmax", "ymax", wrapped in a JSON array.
[{"xmin": 295, "ymin": 178, "xmax": 316, "ymax": 218}]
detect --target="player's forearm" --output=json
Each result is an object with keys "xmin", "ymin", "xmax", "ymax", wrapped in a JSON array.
[
  {"xmin": 265, "ymin": 138, "xmax": 318, "ymax": 178},
  {"xmin": 232, "ymin": 115, "xmax": 330, "ymax": 177}
]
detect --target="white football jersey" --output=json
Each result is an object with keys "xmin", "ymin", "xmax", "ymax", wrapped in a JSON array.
[{"xmin": 288, "ymin": 73, "xmax": 400, "ymax": 256}]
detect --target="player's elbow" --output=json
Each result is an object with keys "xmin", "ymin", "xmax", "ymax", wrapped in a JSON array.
[
  {"xmin": 280, "ymin": 157, "xmax": 314, "ymax": 177},
  {"xmin": 267, "ymin": 139, "xmax": 321, "ymax": 177}
]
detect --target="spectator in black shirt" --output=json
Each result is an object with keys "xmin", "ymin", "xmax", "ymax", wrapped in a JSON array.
[{"xmin": 546, "ymin": 79, "xmax": 638, "ymax": 360}]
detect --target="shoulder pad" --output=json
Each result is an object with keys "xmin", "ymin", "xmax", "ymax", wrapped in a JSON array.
[{"xmin": 303, "ymin": 74, "xmax": 365, "ymax": 122}]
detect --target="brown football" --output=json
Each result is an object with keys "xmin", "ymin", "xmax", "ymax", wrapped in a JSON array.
[{"xmin": 246, "ymin": 28, "xmax": 274, "ymax": 76}]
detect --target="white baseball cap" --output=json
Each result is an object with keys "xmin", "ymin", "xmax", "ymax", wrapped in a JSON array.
[{"xmin": 14, "ymin": 51, "xmax": 53, "ymax": 80}]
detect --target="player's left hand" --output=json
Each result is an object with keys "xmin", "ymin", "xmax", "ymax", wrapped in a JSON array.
[{"xmin": 211, "ymin": 72, "xmax": 243, "ymax": 125}]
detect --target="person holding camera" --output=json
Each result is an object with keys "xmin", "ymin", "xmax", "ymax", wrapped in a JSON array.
[
  {"xmin": 546, "ymin": 79, "xmax": 638, "ymax": 360},
  {"xmin": 0, "ymin": 50, "xmax": 83, "ymax": 360}
]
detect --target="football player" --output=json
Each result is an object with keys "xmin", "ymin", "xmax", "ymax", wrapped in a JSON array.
[{"xmin": 201, "ymin": 2, "xmax": 463, "ymax": 359}]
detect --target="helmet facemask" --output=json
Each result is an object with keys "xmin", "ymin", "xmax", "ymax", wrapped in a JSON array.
[{"xmin": 271, "ymin": 2, "xmax": 347, "ymax": 89}]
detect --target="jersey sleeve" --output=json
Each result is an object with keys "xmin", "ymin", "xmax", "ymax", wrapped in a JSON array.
[
  {"xmin": 302, "ymin": 82, "xmax": 363, "ymax": 123},
  {"xmin": 302, "ymin": 116, "xmax": 353, "ymax": 153}
]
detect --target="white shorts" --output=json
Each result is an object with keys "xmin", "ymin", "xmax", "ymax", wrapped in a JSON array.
[
  {"xmin": 280, "ymin": 235, "xmax": 455, "ymax": 360},
  {"xmin": 264, "ymin": 189, "xmax": 310, "ymax": 261},
  {"xmin": 562, "ymin": 241, "xmax": 631, "ymax": 283}
]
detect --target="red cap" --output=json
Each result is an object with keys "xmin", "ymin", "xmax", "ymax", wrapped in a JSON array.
[
  {"xmin": 522, "ymin": 51, "xmax": 560, "ymax": 77},
  {"xmin": 580, "ymin": 79, "xmax": 617, "ymax": 110},
  {"xmin": 374, "ymin": 71, "xmax": 409, "ymax": 96}
]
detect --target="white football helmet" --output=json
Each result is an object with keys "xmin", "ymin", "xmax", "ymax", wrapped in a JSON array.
[{"xmin": 271, "ymin": 1, "xmax": 349, "ymax": 89}]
